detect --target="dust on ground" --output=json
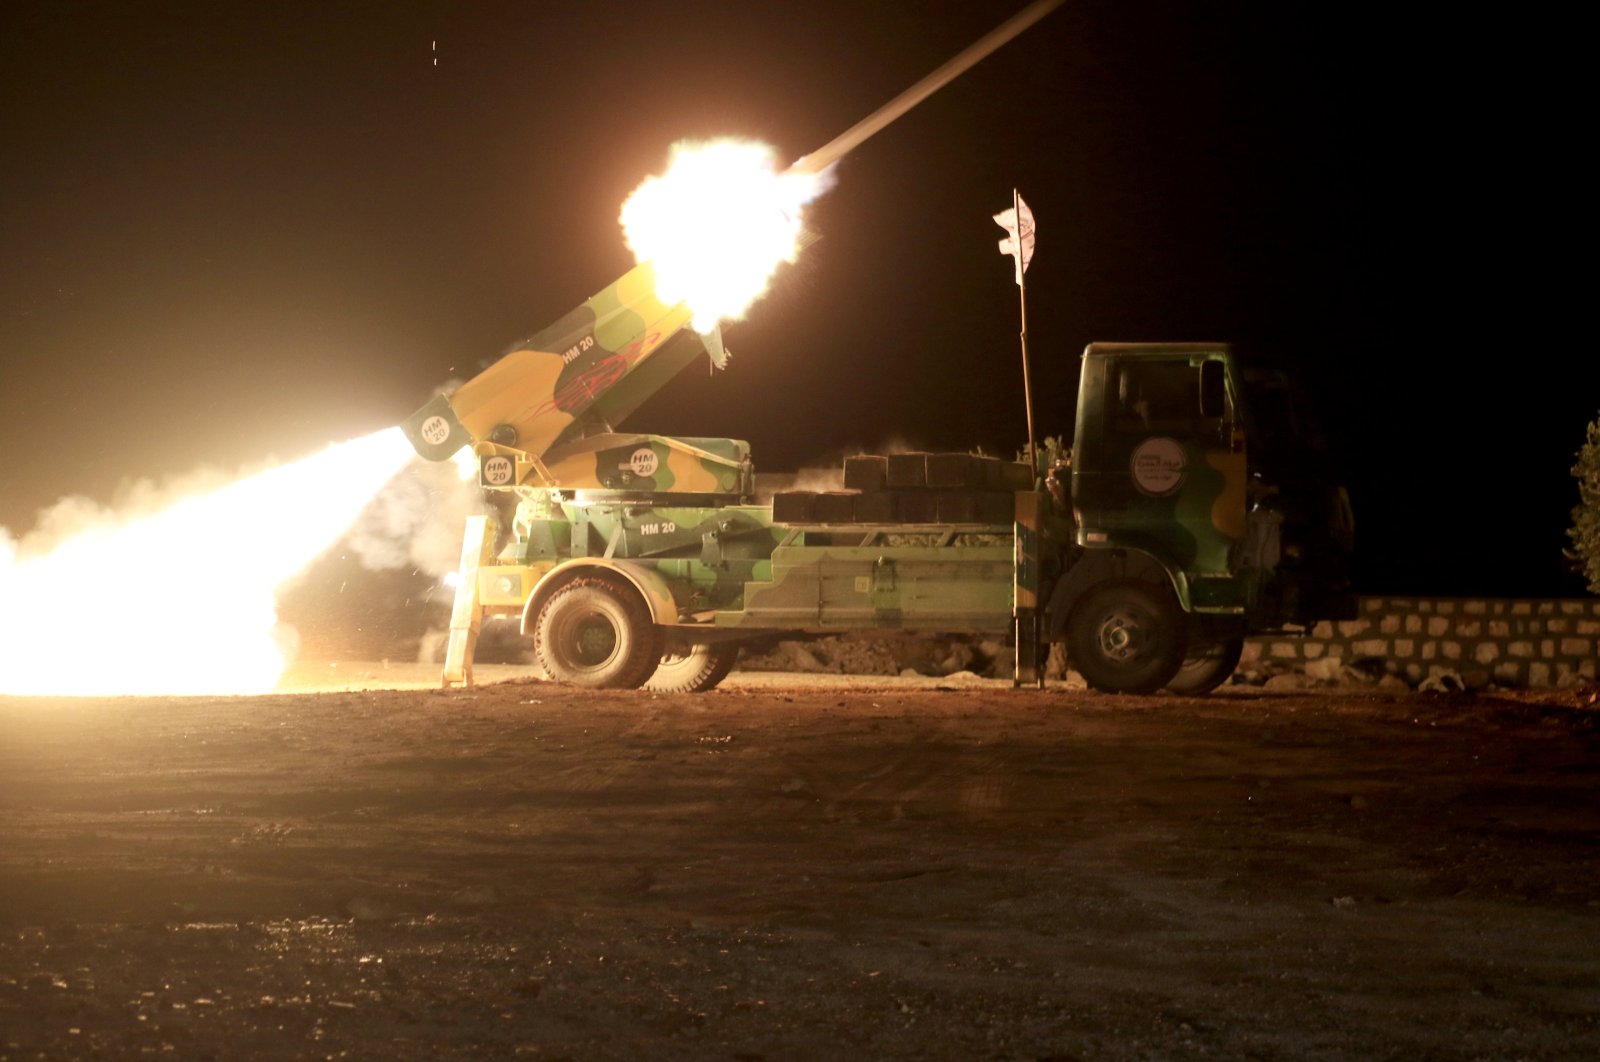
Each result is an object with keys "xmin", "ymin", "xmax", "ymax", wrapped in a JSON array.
[{"xmin": 2, "ymin": 670, "xmax": 1598, "ymax": 1060}]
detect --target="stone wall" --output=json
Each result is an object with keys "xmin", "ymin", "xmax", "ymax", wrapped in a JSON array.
[{"xmin": 1247, "ymin": 598, "xmax": 1600, "ymax": 689}]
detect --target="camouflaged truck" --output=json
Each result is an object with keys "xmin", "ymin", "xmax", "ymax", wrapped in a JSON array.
[{"xmin": 403, "ymin": 264, "xmax": 1353, "ymax": 694}]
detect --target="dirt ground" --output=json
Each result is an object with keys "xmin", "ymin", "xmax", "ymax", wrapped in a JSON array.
[{"xmin": 2, "ymin": 667, "xmax": 1598, "ymax": 1060}]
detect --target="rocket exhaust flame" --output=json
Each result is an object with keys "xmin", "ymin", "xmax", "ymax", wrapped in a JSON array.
[
  {"xmin": 620, "ymin": 139, "xmax": 831, "ymax": 332},
  {"xmin": 0, "ymin": 428, "xmax": 416, "ymax": 696},
  {"xmin": 622, "ymin": 0, "xmax": 1062, "ymax": 328}
]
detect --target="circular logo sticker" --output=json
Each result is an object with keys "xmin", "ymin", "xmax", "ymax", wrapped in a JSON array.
[
  {"xmin": 420, "ymin": 415, "xmax": 451, "ymax": 446},
  {"xmin": 1130, "ymin": 437, "xmax": 1187, "ymax": 496},
  {"xmin": 482, "ymin": 455, "xmax": 514, "ymax": 486},
  {"xmin": 629, "ymin": 447, "xmax": 659, "ymax": 477}
]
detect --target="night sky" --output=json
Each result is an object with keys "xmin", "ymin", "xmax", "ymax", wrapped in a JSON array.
[{"xmin": 1, "ymin": 1, "xmax": 1591, "ymax": 596}]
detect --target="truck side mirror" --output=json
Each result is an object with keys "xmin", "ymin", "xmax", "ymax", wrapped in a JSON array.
[{"xmin": 1199, "ymin": 360, "xmax": 1226, "ymax": 419}]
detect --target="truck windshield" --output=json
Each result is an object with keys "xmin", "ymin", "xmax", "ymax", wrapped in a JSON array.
[{"xmin": 1113, "ymin": 360, "xmax": 1213, "ymax": 432}]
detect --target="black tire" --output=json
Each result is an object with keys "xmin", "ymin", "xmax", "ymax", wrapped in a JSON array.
[
  {"xmin": 645, "ymin": 636, "xmax": 741, "ymax": 693},
  {"xmin": 1067, "ymin": 580, "xmax": 1187, "ymax": 694},
  {"xmin": 533, "ymin": 577, "xmax": 661, "ymax": 689},
  {"xmin": 1165, "ymin": 636, "xmax": 1245, "ymax": 695}
]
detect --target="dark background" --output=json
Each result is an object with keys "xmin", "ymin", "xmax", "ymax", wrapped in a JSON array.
[{"xmin": 1, "ymin": 1, "xmax": 1590, "ymax": 595}]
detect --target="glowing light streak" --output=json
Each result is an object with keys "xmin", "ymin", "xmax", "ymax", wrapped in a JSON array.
[{"xmin": 0, "ymin": 428, "xmax": 416, "ymax": 696}]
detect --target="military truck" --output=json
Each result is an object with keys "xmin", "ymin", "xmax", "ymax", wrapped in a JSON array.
[{"xmin": 402, "ymin": 261, "xmax": 1352, "ymax": 694}]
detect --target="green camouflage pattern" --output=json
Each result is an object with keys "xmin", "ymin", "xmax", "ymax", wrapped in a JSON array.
[
  {"xmin": 719, "ymin": 537, "xmax": 1016, "ymax": 631},
  {"xmin": 1072, "ymin": 344, "xmax": 1250, "ymax": 610},
  {"xmin": 510, "ymin": 501, "xmax": 783, "ymax": 619}
]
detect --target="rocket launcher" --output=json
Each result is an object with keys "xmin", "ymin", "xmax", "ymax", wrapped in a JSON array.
[
  {"xmin": 400, "ymin": 261, "xmax": 748, "ymax": 495},
  {"xmin": 401, "ymin": 0, "xmax": 1067, "ymax": 494}
]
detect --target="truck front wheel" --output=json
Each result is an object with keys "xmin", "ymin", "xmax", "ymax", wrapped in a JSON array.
[
  {"xmin": 645, "ymin": 635, "xmax": 741, "ymax": 693},
  {"xmin": 533, "ymin": 577, "xmax": 661, "ymax": 689},
  {"xmin": 1067, "ymin": 580, "xmax": 1187, "ymax": 694},
  {"xmin": 1165, "ymin": 636, "xmax": 1245, "ymax": 695}
]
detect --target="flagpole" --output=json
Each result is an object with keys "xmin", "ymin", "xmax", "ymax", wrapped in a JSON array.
[
  {"xmin": 1015, "ymin": 187, "xmax": 1037, "ymax": 480},
  {"xmin": 1014, "ymin": 188, "xmax": 1044, "ymax": 689}
]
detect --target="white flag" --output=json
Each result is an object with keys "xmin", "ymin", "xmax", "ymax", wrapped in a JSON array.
[{"xmin": 993, "ymin": 194, "xmax": 1035, "ymax": 286}]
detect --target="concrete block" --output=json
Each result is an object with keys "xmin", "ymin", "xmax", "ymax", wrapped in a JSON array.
[
  {"xmin": 1418, "ymin": 600, "xmax": 1434, "ymax": 613},
  {"xmin": 1312, "ymin": 621, "xmax": 1335, "ymax": 639},
  {"xmin": 1492, "ymin": 601, "xmax": 1507, "ymax": 615},
  {"xmin": 1270, "ymin": 642, "xmax": 1300, "ymax": 659},
  {"xmin": 1561, "ymin": 601, "xmax": 1584, "ymax": 615},
  {"xmin": 1364, "ymin": 598, "xmax": 1385, "ymax": 613},
  {"xmin": 1457, "ymin": 621, "xmax": 1481, "ymax": 638},
  {"xmin": 1474, "ymin": 642, "xmax": 1500, "ymax": 664},
  {"xmin": 1338, "ymin": 620, "xmax": 1370, "ymax": 638},
  {"xmin": 1437, "ymin": 601, "xmax": 1457, "ymax": 615},
  {"xmin": 1508, "ymin": 641, "xmax": 1534, "ymax": 658},
  {"xmin": 772, "ymin": 492, "xmax": 817, "ymax": 522},
  {"xmin": 1577, "ymin": 620, "xmax": 1600, "ymax": 635},
  {"xmin": 1464, "ymin": 601, "xmax": 1487, "ymax": 615},
  {"xmin": 1541, "ymin": 639, "xmax": 1555, "ymax": 658},
  {"xmin": 1511, "ymin": 601, "xmax": 1532, "ymax": 616},
  {"xmin": 1493, "ymin": 662, "xmax": 1522, "ymax": 685},
  {"xmin": 1530, "ymin": 662, "xmax": 1551, "ymax": 687},
  {"xmin": 815, "ymin": 492, "xmax": 858, "ymax": 523},
  {"xmin": 925, "ymin": 453, "xmax": 982, "ymax": 488},
  {"xmin": 843, "ymin": 455, "xmax": 888, "ymax": 491},
  {"xmin": 1379, "ymin": 615, "xmax": 1400, "ymax": 634},
  {"xmin": 1489, "ymin": 621, "xmax": 1510, "ymax": 637},
  {"xmin": 1427, "ymin": 617, "xmax": 1449, "ymax": 637},
  {"xmin": 1394, "ymin": 639, "xmax": 1415, "ymax": 658},
  {"xmin": 1536, "ymin": 602, "xmax": 1556, "ymax": 615},
  {"xmin": 1561, "ymin": 638, "xmax": 1593, "ymax": 656},
  {"xmin": 1583, "ymin": 659, "xmax": 1597, "ymax": 680},
  {"xmin": 1547, "ymin": 618, "xmax": 1569, "ymax": 633},
  {"xmin": 1240, "ymin": 641, "xmax": 1263, "ymax": 664},
  {"xmin": 885, "ymin": 452, "xmax": 928, "ymax": 488},
  {"xmin": 1305, "ymin": 657, "xmax": 1342, "ymax": 682},
  {"xmin": 1351, "ymin": 639, "xmax": 1388, "ymax": 657},
  {"xmin": 850, "ymin": 491, "xmax": 895, "ymax": 523},
  {"xmin": 1442, "ymin": 641, "xmax": 1462, "ymax": 660},
  {"xmin": 1422, "ymin": 642, "xmax": 1437, "ymax": 660},
  {"xmin": 1304, "ymin": 643, "xmax": 1325, "ymax": 658},
  {"xmin": 896, "ymin": 491, "xmax": 939, "ymax": 523},
  {"xmin": 1405, "ymin": 615, "xmax": 1422, "ymax": 634}
]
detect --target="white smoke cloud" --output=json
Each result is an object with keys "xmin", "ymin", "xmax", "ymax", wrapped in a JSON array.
[{"xmin": 339, "ymin": 455, "xmax": 494, "ymax": 578}]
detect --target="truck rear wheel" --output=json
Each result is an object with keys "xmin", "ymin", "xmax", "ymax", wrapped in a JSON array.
[
  {"xmin": 533, "ymin": 577, "xmax": 661, "ymax": 689},
  {"xmin": 1067, "ymin": 580, "xmax": 1187, "ymax": 694},
  {"xmin": 1165, "ymin": 636, "xmax": 1245, "ymax": 695},
  {"xmin": 645, "ymin": 636, "xmax": 740, "ymax": 693}
]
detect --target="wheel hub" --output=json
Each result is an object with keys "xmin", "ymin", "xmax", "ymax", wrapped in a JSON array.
[
  {"xmin": 1096, "ymin": 609, "xmax": 1146, "ymax": 661},
  {"xmin": 569, "ymin": 613, "xmax": 619, "ymax": 667}
]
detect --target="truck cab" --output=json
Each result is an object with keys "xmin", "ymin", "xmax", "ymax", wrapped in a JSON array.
[{"xmin": 1044, "ymin": 343, "xmax": 1353, "ymax": 693}]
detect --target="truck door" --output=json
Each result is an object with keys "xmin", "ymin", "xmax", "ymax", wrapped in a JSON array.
[{"xmin": 1075, "ymin": 352, "xmax": 1246, "ymax": 576}]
